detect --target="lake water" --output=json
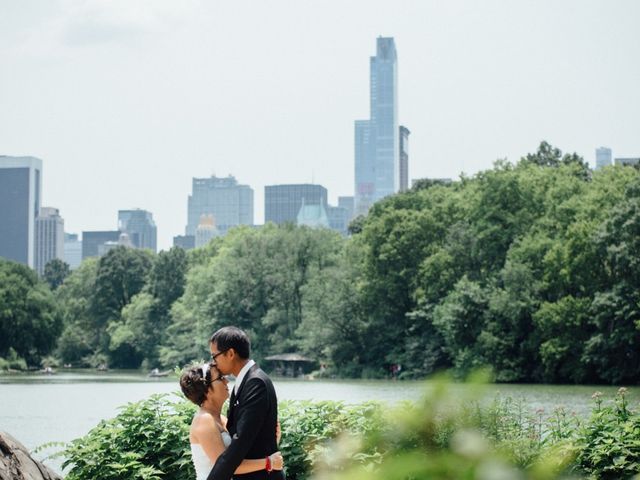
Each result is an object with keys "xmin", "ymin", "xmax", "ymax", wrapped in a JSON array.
[{"xmin": 0, "ymin": 370, "xmax": 636, "ymax": 475}]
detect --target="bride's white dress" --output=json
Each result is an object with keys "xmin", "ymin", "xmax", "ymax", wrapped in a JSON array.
[{"xmin": 191, "ymin": 431, "xmax": 232, "ymax": 480}]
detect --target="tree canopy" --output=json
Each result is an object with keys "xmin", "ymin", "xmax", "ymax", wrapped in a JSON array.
[{"xmin": 4, "ymin": 142, "xmax": 640, "ymax": 383}]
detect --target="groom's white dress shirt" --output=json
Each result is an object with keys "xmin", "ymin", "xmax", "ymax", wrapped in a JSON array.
[{"xmin": 233, "ymin": 359, "xmax": 255, "ymax": 395}]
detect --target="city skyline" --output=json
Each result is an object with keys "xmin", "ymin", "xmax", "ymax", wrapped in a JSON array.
[{"xmin": 1, "ymin": 1, "xmax": 639, "ymax": 250}]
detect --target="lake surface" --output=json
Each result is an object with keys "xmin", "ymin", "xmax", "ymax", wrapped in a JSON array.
[{"xmin": 1, "ymin": 370, "xmax": 636, "ymax": 474}]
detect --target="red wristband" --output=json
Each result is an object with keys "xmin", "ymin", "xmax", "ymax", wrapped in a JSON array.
[{"xmin": 265, "ymin": 455, "xmax": 272, "ymax": 473}]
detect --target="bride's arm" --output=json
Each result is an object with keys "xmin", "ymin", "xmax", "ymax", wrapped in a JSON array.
[{"xmin": 193, "ymin": 415, "xmax": 284, "ymax": 474}]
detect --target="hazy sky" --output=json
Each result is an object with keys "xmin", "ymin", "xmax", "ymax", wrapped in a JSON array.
[{"xmin": 1, "ymin": 1, "xmax": 639, "ymax": 251}]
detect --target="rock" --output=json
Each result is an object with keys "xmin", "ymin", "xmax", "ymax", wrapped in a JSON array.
[{"xmin": 0, "ymin": 431, "xmax": 61, "ymax": 480}]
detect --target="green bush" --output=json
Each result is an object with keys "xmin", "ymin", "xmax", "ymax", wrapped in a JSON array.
[
  {"xmin": 61, "ymin": 395, "xmax": 385, "ymax": 480},
  {"xmin": 313, "ymin": 381, "xmax": 577, "ymax": 480},
  {"xmin": 59, "ymin": 385, "xmax": 640, "ymax": 480},
  {"xmin": 62, "ymin": 394, "xmax": 196, "ymax": 480},
  {"xmin": 0, "ymin": 348, "xmax": 28, "ymax": 371},
  {"xmin": 279, "ymin": 400, "xmax": 385, "ymax": 480},
  {"xmin": 574, "ymin": 388, "xmax": 640, "ymax": 479}
]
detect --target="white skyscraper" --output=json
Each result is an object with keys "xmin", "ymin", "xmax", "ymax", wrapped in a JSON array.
[{"xmin": 35, "ymin": 207, "xmax": 64, "ymax": 275}]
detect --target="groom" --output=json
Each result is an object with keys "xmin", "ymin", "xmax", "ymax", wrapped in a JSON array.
[{"xmin": 207, "ymin": 326, "xmax": 285, "ymax": 480}]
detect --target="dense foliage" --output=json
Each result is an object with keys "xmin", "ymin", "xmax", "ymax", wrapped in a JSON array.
[
  {"xmin": 0, "ymin": 258, "xmax": 62, "ymax": 367},
  {"xmin": 43, "ymin": 258, "xmax": 70, "ymax": 290},
  {"xmin": 157, "ymin": 144, "xmax": 640, "ymax": 383},
  {"xmin": 2, "ymin": 142, "xmax": 640, "ymax": 384},
  {"xmin": 59, "ymin": 385, "xmax": 640, "ymax": 480},
  {"xmin": 55, "ymin": 247, "xmax": 188, "ymax": 368},
  {"xmin": 62, "ymin": 394, "xmax": 194, "ymax": 480}
]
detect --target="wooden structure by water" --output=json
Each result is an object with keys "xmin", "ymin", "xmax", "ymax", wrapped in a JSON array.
[{"xmin": 264, "ymin": 353, "xmax": 316, "ymax": 377}]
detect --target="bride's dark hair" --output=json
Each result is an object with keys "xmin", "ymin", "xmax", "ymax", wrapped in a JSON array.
[{"xmin": 180, "ymin": 363, "xmax": 214, "ymax": 406}]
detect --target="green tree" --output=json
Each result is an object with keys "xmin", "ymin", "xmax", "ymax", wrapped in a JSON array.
[
  {"xmin": 147, "ymin": 247, "xmax": 188, "ymax": 313},
  {"xmin": 56, "ymin": 258, "xmax": 99, "ymax": 366},
  {"xmin": 298, "ymin": 242, "xmax": 368, "ymax": 377},
  {"xmin": 534, "ymin": 296, "xmax": 592, "ymax": 383},
  {"xmin": 522, "ymin": 140, "xmax": 591, "ymax": 180},
  {"xmin": 432, "ymin": 276, "xmax": 489, "ymax": 376},
  {"xmin": 111, "ymin": 247, "xmax": 190, "ymax": 368},
  {"xmin": 582, "ymin": 180, "xmax": 640, "ymax": 383},
  {"xmin": 43, "ymin": 258, "xmax": 70, "ymax": 290},
  {"xmin": 479, "ymin": 262, "xmax": 541, "ymax": 382},
  {"xmin": 160, "ymin": 225, "xmax": 344, "ymax": 367},
  {"xmin": 91, "ymin": 247, "xmax": 153, "ymax": 367},
  {"xmin": 56, "ymin": 258, "xmax": 100, "ymax": 365},
  {"xmin": 0, "ymin": 259, "xmax": 62, "ymax": 366}
]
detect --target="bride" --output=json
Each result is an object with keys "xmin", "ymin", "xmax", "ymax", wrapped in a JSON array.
[{"xmin": 180, "ymin": 362, "xmax": 284, "ymax": 480}]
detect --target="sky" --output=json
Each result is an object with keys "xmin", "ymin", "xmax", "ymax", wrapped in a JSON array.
[{"xmin": 1, "ymin": 1, "xmax": 639, "ymax": 251}]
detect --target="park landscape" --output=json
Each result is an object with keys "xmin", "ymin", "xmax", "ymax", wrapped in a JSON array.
[{"xmin": 2, "ymin": 143, "xmax": 640, "ymax": 478}]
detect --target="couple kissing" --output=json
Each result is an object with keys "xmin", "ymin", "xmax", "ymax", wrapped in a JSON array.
[{"xmin": 180, "ymin": 326, "xmax": 286, "ymax": 480}]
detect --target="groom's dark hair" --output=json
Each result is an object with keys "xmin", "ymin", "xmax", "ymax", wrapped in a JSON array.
[{"xmin": 210, "ymin": 326, "xmax": 251, "ymax": 359}]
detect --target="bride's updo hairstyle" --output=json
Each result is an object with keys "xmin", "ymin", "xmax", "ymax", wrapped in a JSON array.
[{"xmin": 180, "ymin": 363, "xmax": 213, "ymax": 406}]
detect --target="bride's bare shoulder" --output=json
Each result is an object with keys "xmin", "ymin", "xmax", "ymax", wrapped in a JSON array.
[{"xmin": 192, "ymin": 411, "xmax": 216, "ymax": 432}]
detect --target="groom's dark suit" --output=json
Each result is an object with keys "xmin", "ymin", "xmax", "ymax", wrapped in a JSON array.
[{"xmin": 207, "ymin": 364, "xmax": 285, "ymax": 480}]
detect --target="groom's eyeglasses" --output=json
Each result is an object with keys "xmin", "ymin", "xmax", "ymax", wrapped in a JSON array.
[{"xmin": 210, "ymin": 349, "xmax": 228, "ymax": 363}]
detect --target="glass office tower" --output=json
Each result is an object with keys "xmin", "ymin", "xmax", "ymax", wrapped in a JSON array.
[
  {"xmin": 265, "ymin": 184, "xmax": 328, "ymax": 225},
  {"xmin": 355, "ymin": 37, "xmax": 399, "ymax": 215},
  {"xmin": 118, "ymin": 209, "xmax": 157, "ymax": 252},
  {"xmin": 186, "ymin": 175, "xmax": 253, "ymax": 236},
  {"xmin": 0, "ymin": 156, "xmax": 42, "ymax": 267}
]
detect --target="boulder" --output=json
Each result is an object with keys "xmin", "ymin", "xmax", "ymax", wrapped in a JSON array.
[{"xmin": 0, "ymin": 432, "xmax": 61, "ymax": 480}]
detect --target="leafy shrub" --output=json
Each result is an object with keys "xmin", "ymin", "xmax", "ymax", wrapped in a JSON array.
[
  {"xmin": 59, "ymin": 385, "xmax": 640, "ymax": 480},
  {"xmin": 0, "ymin": 347, "xmax": 28, "ymax": 370},
  {"xmin": 574, "ymin": 388, "xmax": 640, "ymax": 479},
  {"xmin": 279, "ymin": 400, "xmax": 385, "ymax": 480},
  {"xmin": 60, "ymin": 394, "xmax": 385, "ymax": 480},
  {"xmin": 62, "ymin": 394, "xmax": 196, "ymax": 480},
  {"xmin": 313, "ymin": 381, "xmax": 577, "ymax": 480}
]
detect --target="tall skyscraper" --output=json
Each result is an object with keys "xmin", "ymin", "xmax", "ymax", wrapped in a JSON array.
[
  {"xmin": 265, "ymin": 184, "xmax": 328, "ymax": 224},
  {"xmin": 0, "ymin": 156, "xmax": 42, "ymax": 267},
  {"xmin": 354, "ymin": 37, "xmax": 399, "ymax": 215},
  {"xmin": 118, "ymin": 209, "xmax": 157, "ymax": 252},
  {"xmin": 186, "ymin": 175, "xmax": 253, "ymax": 236},
  {"xmin": 35, "ymin": 207, "xmax": 64, "ymax": 275},
  {"xmin": 399, "ymin": 126, "xmax": 410, "ymax": 192},
  {"xmin": 595, "ymin": 147, "xmax": 612, "ymax": 170}
]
